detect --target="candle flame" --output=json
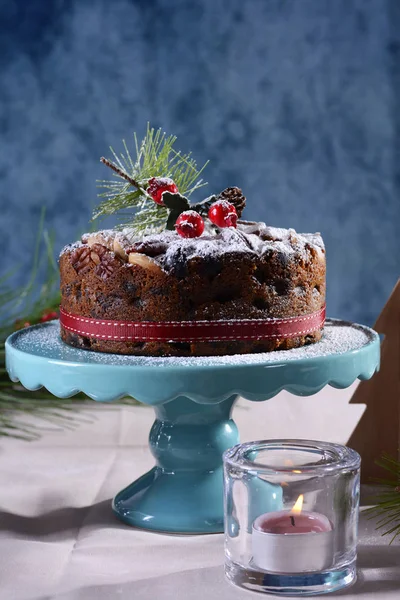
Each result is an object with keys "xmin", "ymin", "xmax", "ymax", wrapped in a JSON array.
[{"xmin": 291, "ymin": 494, "xmax": 304, "ymax": 514}]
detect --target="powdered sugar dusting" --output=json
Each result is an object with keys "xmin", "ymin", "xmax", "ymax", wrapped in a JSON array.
[
  {"xmin": 59, "ymin": 240, "xmax": 83, "ymax": 256},
  {"xmin": 81, "ymin": 229, "xmax": 115, "ymax": 246},
  {"xmin": 9, "ymin": 319, "xmax": 378, "ymax": 368},
  {"xmin": 59, "ymin": 221, "xmax": 325, "ymax": 270}
]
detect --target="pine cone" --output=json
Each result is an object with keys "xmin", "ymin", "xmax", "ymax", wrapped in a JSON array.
[{"xmin": 217, "ymin": 187, "xmax": 246, "ymax": 218}]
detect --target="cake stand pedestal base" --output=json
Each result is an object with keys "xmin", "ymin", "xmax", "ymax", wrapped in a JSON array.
[{"xmin": 113, "ymin": 395, "xmax": 238, "ymax": 533}]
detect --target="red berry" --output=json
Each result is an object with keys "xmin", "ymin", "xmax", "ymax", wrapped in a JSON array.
[
  {"xmin": 40, "ymin": 311, "xmax": 59, "ymax": 322},
  {"xmin": 175, "ymin": 211, "xmax": 205, "ymax": 238},
  {"xmin": 147, "ymin": 177, "xmax": 178, "ymax": 205},
  {"xmin": 208, "ymin": 200, "xmax": 237, "ymax": 228}
]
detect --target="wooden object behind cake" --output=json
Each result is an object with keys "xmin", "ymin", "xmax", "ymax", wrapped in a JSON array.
[{"xmin": 347, "ymin": 280, "xmax": 400, "ymax": 482}]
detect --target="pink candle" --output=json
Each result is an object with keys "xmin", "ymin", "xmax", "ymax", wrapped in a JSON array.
[
  {"xmin": 255, "ymin": 510, "xmax": 332, "ymax": 535},
  {"xmin": 252, "ymin": 495, "xmax": 334, "ymax": 573}
]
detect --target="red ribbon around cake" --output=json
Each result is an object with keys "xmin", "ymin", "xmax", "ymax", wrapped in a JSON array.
[{"xmin": 60, "ymin": 306, "xmax": 326, "ymax": 343}]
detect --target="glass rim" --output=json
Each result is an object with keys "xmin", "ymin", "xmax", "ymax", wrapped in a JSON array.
[{"xmin": 223, "ymin": 438, "xmax": 360, "ymax": 475}]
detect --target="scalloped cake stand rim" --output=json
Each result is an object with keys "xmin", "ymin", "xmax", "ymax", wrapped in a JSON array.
[{"xmin": 5, "ymin": 318, "xmax": 380, "ymax": 405}]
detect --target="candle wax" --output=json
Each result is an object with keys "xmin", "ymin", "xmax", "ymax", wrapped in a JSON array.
[{"xmin": 255, "ymin": 510, "xmax": 332, "ymax": 535}]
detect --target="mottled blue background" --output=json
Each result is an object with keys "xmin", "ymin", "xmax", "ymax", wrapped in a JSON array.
[{"xmin": 0, "ymin": 0, "xmax": 399, "ymax": 325}]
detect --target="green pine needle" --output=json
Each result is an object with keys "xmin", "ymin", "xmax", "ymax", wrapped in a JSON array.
[
  {"xmin": 365, "ymin": 452, "xmax": 400, "ymax": 543},
  {"xmin": 94, "ymin": 124, "xmax": 209, "ymax": 233}
]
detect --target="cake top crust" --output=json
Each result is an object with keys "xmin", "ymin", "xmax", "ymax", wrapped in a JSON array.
[{"xmin": 60, "ymin": 221, "xmax": 324, "ymax": 275}]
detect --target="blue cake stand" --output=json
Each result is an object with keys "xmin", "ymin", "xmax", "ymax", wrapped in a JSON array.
[{"xmin": 6, "ymin": 319, "xmax": 379, "ymax": 534}]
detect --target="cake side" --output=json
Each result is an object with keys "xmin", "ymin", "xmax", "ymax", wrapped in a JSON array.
[{"xmin": 60, "ymin": 223, "xmax": 326, "ymax": 356}]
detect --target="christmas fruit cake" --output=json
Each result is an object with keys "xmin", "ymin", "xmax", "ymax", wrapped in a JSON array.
[{"xmin": 59, "ymin": 127, "xmax": 326, "ymax": 357}]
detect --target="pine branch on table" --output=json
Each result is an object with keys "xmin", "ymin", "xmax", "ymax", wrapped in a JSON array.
[
  {"xmin": 0, "ymin": 213, "xmax": 139, "ymax": 440},
  {"xmin": 365, "ymin": 453, "xmax": 400, "ymax": 543}
]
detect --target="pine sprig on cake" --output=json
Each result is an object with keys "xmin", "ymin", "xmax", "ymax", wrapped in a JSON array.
[{"xmin": 94, "ymin": 125, "xmax": 209, "ymax": 233}]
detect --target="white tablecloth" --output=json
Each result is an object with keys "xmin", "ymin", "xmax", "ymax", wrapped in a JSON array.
[{"xmin": 1, "ymin": 386, "xmax": 399, "ymax": 600}]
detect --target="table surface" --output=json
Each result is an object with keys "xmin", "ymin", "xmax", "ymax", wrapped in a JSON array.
[{"xmin": 1, "ymin": 385, "xmax": 399, "ymax": 600}]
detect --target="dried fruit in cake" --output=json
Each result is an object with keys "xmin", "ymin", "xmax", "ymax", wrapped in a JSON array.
[{"xmin": 128, "ymin": 252, "xmax": 162, "ymax": 272}]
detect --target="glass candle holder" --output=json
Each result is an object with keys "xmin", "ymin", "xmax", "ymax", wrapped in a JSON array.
[{"xmin": 223, "ymin": 439, "xmax": 360, "ymax": 596}]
